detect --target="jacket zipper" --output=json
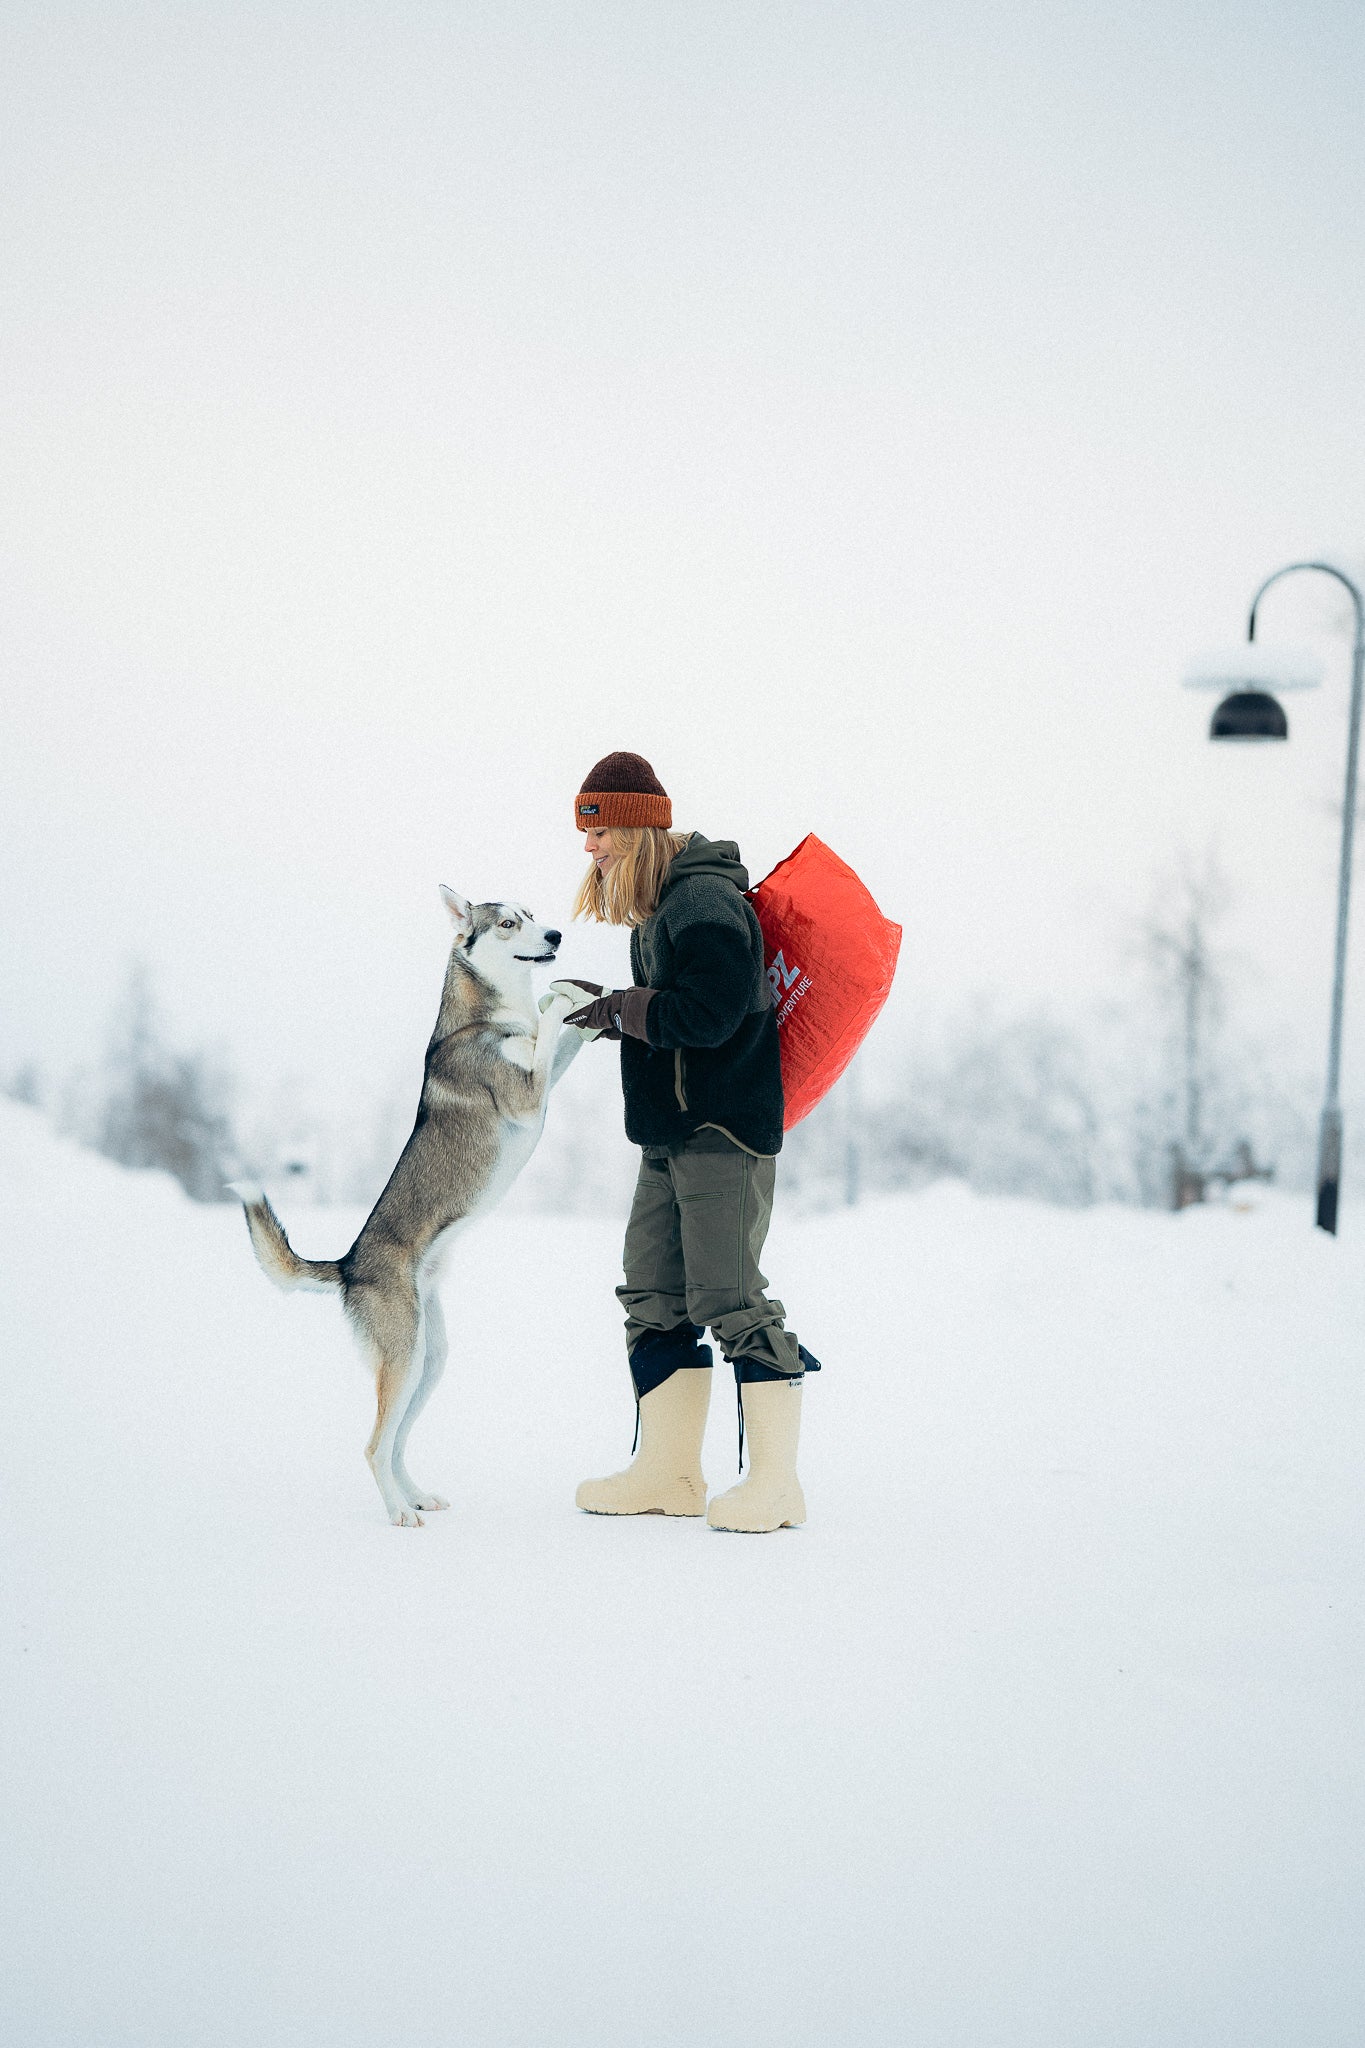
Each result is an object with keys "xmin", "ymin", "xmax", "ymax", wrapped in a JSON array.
[{"xmin": 673, "ymin": 1049, "xmax": 688, "ymax": 1111}]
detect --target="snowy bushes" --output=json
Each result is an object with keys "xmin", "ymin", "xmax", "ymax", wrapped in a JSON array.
[
  {"xmin": 776, "ymin": 1009, "xmax": 1114, "ymax": 1212},
  {"xmin": 48, "ymin": 966, "xmax": 240, "ymax": 1203},
  {"xmin": 776, "ymin": 998, "xmax": 1315, "ymax": 1215}
]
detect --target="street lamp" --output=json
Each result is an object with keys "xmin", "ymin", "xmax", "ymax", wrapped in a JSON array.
[{"xmin": 1183, "ymin": 561, "xmax": 1365, "ymax": 1234}]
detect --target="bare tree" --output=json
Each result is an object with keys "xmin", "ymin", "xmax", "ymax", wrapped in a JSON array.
[
  {"xmin": 3, "ymin": 1061, "xmax": 43, "ymax": 1107},
  {"xmin": 98, "ymin": 964, "xmax": 237, "ymax": 1202},
  {"xmin": 1141, "ymin": 856, "xmax": 1230, "ymax": 1168},
  {"xmin": 1133, "ymin": 854, "xmax": 1284, "ymax": 1205}
]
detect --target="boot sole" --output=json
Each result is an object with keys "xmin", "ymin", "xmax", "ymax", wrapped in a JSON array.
[
  {"xmin": 578, "ymin": 1505, "xmax": 708, "ymax": 1518},
  {"xmin": 707, "ymin": 1517, "xmax": 803, "ymax": 1533}
]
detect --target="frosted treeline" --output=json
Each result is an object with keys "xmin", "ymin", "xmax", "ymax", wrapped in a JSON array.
[
  {"xmin": 1, "ymin": 860, "xmax": 1334, "ymax": 1213},
  {"xmin": 778, "ymin": 1005, "xmax": 1310, "ymax": 1212}
]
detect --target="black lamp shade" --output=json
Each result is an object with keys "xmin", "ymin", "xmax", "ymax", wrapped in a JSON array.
[{"xmin": 1210, "ymin": 690, "xmax": 1288, "ymax": 741}]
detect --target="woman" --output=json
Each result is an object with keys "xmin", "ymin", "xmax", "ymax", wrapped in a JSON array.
[{"xmin": 560, "ymin": 751, "xmax": 817, "ymax": 1534}]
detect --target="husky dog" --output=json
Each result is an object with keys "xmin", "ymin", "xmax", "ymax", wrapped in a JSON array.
[{"xmin": 228, "ymin": 889, "xmax": 591, "ymax": 1526}]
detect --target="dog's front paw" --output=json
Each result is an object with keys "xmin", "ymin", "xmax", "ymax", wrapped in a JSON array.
[
  {"xmin": 407, "ymin": 1493, "xmax": 449, "ymax": 1512},
  {"xmin": 389, "ymin": 1504, "xmax": 425, "ymax": 1528},
  {"xmin": 543, "ymin": 978, "xmax": 601, "ymax": 1017}
]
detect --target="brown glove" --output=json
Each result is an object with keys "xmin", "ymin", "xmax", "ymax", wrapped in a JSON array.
[{"xmin": 564, "ymin": 986, "xmax": 656, "ymax": 1042}]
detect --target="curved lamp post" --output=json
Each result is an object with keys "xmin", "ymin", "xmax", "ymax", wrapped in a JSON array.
[{"xmin": 1186, "ymin": 562, "xmax": 1363, "ymax": 1233}]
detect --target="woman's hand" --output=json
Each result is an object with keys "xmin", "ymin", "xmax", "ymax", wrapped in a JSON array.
[
  {"xmin": 563, "ymin": 987, "xmax": 656, "ymax": 1042},
  {"xmin": 542, "ymin": 979, "xmax": 608, "ymax": 1040}
]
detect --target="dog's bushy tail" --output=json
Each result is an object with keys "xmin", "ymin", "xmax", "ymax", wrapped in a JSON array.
[{"xmin": 225, "ymin": 1182, "xmax": 343, "ymax": 1293}]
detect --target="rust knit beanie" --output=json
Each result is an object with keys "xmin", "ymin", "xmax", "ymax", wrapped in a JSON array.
[{"xmin": 574, "ymin": 752, "xmax": 672, "ymax": 831}]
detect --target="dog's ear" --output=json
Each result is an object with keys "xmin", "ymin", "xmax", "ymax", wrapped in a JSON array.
[{"xmin": 439, "ymin": 886, "xmax": 474, "ymax": 940}]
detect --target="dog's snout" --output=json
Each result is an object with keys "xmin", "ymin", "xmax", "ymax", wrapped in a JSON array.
[{"xmin": 545, "ymin": 930, "xmax": 562, "ymax": 948}]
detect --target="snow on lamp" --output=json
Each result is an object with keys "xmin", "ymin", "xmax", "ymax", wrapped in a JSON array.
[{"xmin": 1181, "ymin": 643, "xmax": 1322, "ymax": 742}]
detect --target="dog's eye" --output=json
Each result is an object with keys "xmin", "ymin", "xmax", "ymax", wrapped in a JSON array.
[{"xmin": 499, "ymin": 919, "xmax": 515, "ymax": 929}]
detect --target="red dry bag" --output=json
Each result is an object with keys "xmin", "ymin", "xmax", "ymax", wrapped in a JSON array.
[{"xmin": 747, "ymin": 835, "xmax": 902, "ymax": 1130}]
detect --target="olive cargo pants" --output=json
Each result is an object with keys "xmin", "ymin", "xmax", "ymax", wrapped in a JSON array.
[{"xmin": 617, "ymin": 1136, "xmax": 805, "ymax": 1381}]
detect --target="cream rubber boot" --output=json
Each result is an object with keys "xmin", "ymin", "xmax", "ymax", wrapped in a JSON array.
[
  {"xmin": 707, "ymin": 1377, "xmax": 806, "ymax": 1532},
  {"xmin": 575, "ymin": 1367, "xmax": 711, "ymax": 1517}
]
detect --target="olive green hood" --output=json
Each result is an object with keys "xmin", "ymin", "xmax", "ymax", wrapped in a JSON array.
[{"xmin": 660, "ymin": 832, "xmax": 750, "ymax": 897}]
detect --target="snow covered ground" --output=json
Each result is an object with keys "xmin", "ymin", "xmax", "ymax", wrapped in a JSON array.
[{"xmin": 2, "ymin": 1096, "xmax": 1362, "ymax": 2047}]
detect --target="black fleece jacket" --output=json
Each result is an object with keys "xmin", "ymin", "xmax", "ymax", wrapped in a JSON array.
[{"xmin": 621, "ymin": 834, "xmax": 784, "ymax": 1156}]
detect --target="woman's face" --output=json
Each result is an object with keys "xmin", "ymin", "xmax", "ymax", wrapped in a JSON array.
[{"xmin": 583, "ymin": 824, "xmax": 619, "ymax": 877}]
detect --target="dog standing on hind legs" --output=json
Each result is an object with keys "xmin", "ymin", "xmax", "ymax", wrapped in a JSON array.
[{"xmin": 228, "ymin": 888, "xmax": 595, "ymax": 1526}]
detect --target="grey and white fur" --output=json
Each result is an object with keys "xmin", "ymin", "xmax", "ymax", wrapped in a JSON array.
[{"xmin": 228, "ymin": 888, "xmax": 589, "ymax": 1526}]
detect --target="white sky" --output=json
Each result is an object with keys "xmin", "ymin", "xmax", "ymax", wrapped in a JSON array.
[{"xmin": 4, "ymin": 0, "xmax": 1365, "ymax": 1127}]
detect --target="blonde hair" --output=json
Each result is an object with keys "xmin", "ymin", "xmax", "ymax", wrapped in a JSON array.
[{"xmin": 573, "ymin": 826, "xmax": 692, "ymax": 928}]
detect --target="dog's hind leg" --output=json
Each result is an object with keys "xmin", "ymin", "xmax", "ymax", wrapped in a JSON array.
[
  {"xmin": 391, "ymin": 1287, "xmax": 450, "ymax": 1513},
  {"xmin": 357, "ymin": 1285, "xmax": 430, "ymax": 1527}
]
